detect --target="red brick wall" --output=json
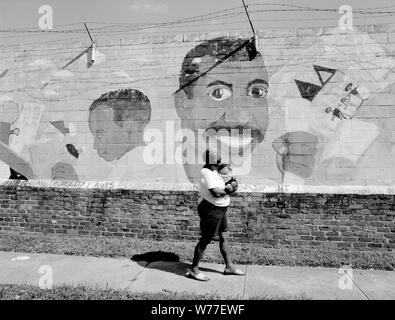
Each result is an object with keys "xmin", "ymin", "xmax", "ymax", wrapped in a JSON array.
[{"xmin": 0, "ymin": 183, "xmax": 393, "ymax": 250}]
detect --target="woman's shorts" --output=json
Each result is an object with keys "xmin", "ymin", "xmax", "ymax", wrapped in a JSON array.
[{"xmin": 197, "ymin": 199, "xmax": 229, "ymax": 239}]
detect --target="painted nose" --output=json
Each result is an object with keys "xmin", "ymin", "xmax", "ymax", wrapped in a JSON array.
[
  {"xmin": 223, "ymin": 94, "xmax": 259, "ymax": 123},
  {"xmin": 222, "ymin": 108, "xmax": 254, "ymax": 124}
]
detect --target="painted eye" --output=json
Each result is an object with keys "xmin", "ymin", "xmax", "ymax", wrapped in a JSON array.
[
  {"xmin": 248, "ymin": 85, "xmax": 268, "ymax": 98},
  {"xmin": 209, "ymin": 87, "xmax": 232, "ymax": 101}
]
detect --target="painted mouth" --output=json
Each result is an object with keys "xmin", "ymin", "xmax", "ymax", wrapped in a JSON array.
[
  {"xmin": 206, "ymin": 123, "xmax": 265, "ymax": 144},
  {"xmin": 216, "ymin": 135, "xmax": 255, "ymax": 148},
  {"xmin": 205, "ymin": 126, "xmax": 263, "ymax": 149}
]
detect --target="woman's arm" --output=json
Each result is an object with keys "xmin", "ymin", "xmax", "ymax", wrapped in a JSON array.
[{"xmin": 209, "ymin": 187, "xmax": 228, "ymax": 198}]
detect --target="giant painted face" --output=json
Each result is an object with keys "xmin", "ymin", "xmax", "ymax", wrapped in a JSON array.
[
  {"xmin": 175, "ymin": 51, "xmax": 269, "ymax": 180},
  {"xmin": 179, "ymin": 56, "xmax": 268, "ymax": 135},
  {"xmin": 88, "ymin": 104, "xmax": 143, "ymax": 162},
  {"xmin": 88, "ymin": 89, "xmax": 151, "ymax": 162}
]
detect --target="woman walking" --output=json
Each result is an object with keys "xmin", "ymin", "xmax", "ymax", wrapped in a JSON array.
[{"xmin": 186, "ymin": 149, "xmax": 244, "ymax": 281}]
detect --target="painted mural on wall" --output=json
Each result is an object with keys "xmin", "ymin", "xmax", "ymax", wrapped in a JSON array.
[
  {"xmin": 89, "ymin": 89, "xmax": 151, "ymax": 162},
  {"xmin": 0, "ymin": 27, "xmax": 395, "ymax": 187},
  {"xmin": 173, "ymin": 37, "xmax": 272, "ymax": 183},
  {"xmin": 269, "ymin": 32, "xmax": 395, "ymax": 186}
]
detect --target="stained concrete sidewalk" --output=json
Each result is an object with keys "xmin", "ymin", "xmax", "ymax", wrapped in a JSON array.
[{"xmin": 0, "ymin": 251, "xmax": 394, "ymax": 300}]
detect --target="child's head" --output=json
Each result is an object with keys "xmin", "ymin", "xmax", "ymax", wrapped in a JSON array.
[
  {"xmin": 218, "ymin": 163, "xmax": 232, "ymax": 175},
  {"xmin": 88, "ymin": 89, "xmax": 151, "ymax": 161}
]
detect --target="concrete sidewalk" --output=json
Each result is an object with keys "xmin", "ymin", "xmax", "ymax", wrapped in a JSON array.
[{"xmin": 0, "ymin": 251, "xmax": 394, "ymax": 300}]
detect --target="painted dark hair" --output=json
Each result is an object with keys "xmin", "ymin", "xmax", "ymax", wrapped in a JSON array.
[
  {"xmin": 89, "ymin": 88, "xmax": 151, "ymax": 128},
  {"xmin": 179, "ymin": 37, "xmax": 261, "ymax": 99}
]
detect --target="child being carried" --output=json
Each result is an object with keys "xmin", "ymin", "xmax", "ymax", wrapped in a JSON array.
[{"xmin": 218, "ymin": 163, "xmax": 238, "ymax": 194}]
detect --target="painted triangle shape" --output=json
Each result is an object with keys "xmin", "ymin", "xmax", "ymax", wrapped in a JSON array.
[
  {"xmin": 313, "ymin": 65, "xmax": 336, "ymax": 86},
  {"xmin": 50, "ymin": 121, "xmax": 70, "ymax": 136},
  {"xmin": 295, "ymin": 79, "xmax": 322, "ymax": 102}
]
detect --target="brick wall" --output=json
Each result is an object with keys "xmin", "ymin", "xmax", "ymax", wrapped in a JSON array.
[{"xmin": 0, "ymin": 182, "xmax": 393, "ymax": 250}]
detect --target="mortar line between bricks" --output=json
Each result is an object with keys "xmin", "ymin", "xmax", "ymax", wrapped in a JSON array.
[{"xmin": 345, "ymin": 271, "xmax": 370, "ymax": 300}]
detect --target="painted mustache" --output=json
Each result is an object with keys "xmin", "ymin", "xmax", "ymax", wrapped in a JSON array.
[{"xmin": 206, "ymin": 119, "xmax": 265, "ymax": 143}]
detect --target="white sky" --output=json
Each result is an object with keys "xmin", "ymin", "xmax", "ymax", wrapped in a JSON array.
[{"xmin": 0, "ymin": 0, "xmax": 394, "ymax": 46}]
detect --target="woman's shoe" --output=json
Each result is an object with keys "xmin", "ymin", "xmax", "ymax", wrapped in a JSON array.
[
  {"xmin": 223, "ymin": 267, "xmax": 245, "ymax": 276},
  {"xmin": 186, "ymin": 268, "xmax": 210, "ymax": 281}
]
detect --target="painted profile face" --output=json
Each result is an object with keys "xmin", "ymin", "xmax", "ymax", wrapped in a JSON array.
[
  {"xmin": 89, "ymin": 104, "xmax": 137, "ymax": 162},
  {"xmin": 177, "ymin": 55, "xmax": 269, "ymax": 153}
]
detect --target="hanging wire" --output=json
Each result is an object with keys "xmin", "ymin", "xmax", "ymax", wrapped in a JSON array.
[
  {"xmin": 1, "ymin": 3, "xmax": 395, "ymax": 35},
  {"xmin": 0, "ymin": 3, "xmax": 394, "ymax": 48}
]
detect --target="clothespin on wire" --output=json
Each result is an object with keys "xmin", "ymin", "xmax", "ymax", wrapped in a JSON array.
[
  {"xmin": 60, "ymin": 22, "xmax": 96, "ymax": 70},
  {"xmin": 84, "ymin": 22, "xmax": 96, "ymax": 64},
  {"xmin": 241, "ymin": 0, "xmax": 258, "ymax": 50}
]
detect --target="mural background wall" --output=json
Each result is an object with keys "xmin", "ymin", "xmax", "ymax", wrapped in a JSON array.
[{"xmin": 1, "ymin": 24, "xmax": 395, "ymax": 188}]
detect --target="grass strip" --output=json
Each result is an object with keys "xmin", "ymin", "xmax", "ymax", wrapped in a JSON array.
[
  {"xmin": 0, "ymin": 283, "xmax": 308, "ymax": 300},
  {"xmin": 0, "ymin": 231, "xmax": 393, "ymax": 270}
]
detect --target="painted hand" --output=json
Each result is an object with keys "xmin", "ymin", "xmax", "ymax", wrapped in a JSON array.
[{"xmin": 272, "ymin": 131, "xmax": 318, "ymax": 179}]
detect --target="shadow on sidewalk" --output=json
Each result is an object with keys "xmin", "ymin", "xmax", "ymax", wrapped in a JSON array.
[{"xmin": 131, "ymin": 251, "xmax": 222, "ymax": 278}]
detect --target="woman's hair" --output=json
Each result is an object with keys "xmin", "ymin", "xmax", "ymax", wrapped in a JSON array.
[
  {"xmin": 203, "ymin": 149, "xmax": 221, "ymax": 169},
  {"xmin": 218, "ymin": 163, "xmax": 231, "ymax": 171}
]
